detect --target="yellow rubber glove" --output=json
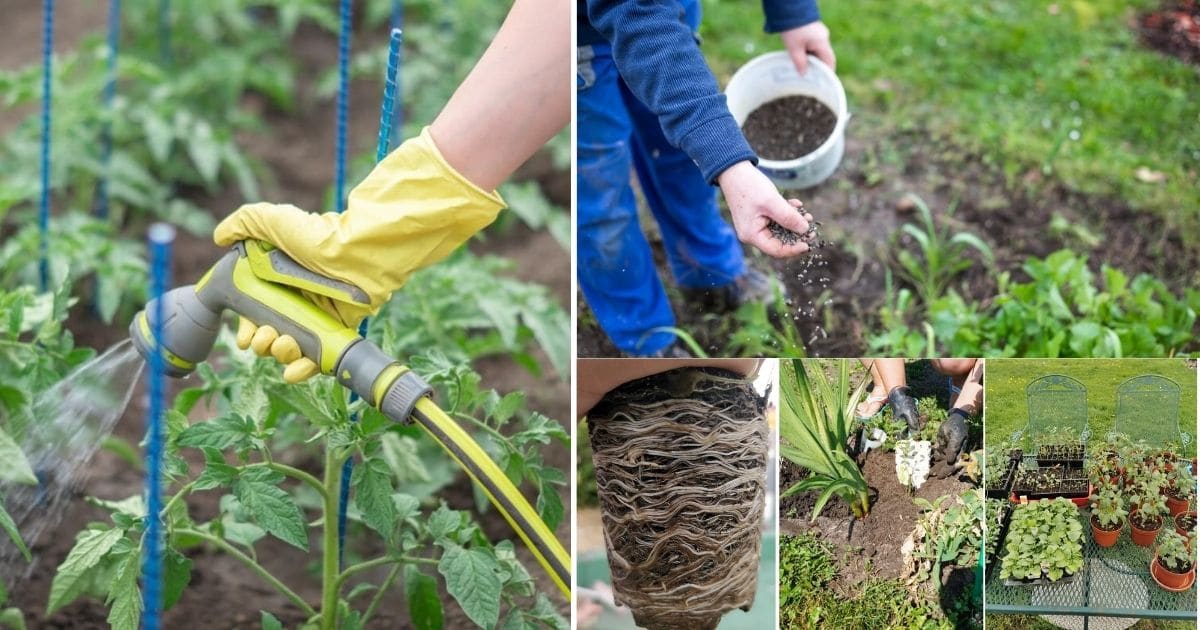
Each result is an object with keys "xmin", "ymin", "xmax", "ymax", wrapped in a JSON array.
[{"xmin": 214, "ymin": 126, "xmax": 507, "ymax": 382}]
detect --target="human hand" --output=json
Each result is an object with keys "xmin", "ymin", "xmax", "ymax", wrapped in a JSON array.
[
  {"xmin": 577, "ymin": 359, "xmax": 760, "ymax": 418},
  {"xmin": 716, "ymin": 161, "xmax": 814, "ymax": 258},
  {"xmin": 214, "ymin": 128, "xmax": 506, "ymax": 382},
  {"xmin": 780, "ymin": 21, "xmax": 835, "ymax": 74}
]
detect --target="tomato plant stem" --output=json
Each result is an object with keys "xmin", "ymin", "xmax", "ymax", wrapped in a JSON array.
[
  {"xmin": 178, "ymin": 528, "xmax": 315, "ymax": 617},
  {"xmin": 320, "ymin": 445, "xmax": 345, "ymax": 630},
  {"xmin": 337, "ymin": 555, "xmax": 438, "ymax": 589},
  {"xmin": 361, "ymin": 563, "xmax": 402, "ymax": 625},
  {"xmin": 249, "ymin": 461, "xmax": 327, "ymax": 499}
]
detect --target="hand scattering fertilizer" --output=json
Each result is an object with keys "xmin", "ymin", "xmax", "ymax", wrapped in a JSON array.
[
  {"xmin": 123, "ymin": 239, "xmax": 571, "ymax": 596},
  {"xmin": 587, "ymin": 367, "xmax": 768, "ymax": 629}
]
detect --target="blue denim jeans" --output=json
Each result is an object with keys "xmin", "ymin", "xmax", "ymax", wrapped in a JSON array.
[{"xmin": 576, "ymin": 3, "xmax": 743, "ymax": 355}]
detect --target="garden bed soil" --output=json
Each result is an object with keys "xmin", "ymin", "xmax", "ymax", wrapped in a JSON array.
[
  {"xmin": 1, "ymin": 8, "xmax": 570, "ymax": 628},
  {"xmin": 741, "ymin": 95, "xmax": 837, "ymax": 161},
  {"xmin": 778, "ymin": 449, "xmax": 972, "ymax": 592},
  {"xmin": 1137, "ymin": 0, "xmax": 1200, "ymax": 65},
  {"xmin": 576, "ymin": 115, "xmax": 1200, "ymax": 358}
]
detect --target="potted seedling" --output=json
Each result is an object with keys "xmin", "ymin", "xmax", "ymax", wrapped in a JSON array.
[
  {"xmin": 1165, "ymin": 466, "xmax": 1196, "ymax": 517},
  {"xmin": 1000, "ymin": 498, "xmax": 1084, "ymax": 585},
  {"xmin": 1175, "ymin": 508, "xmax": 1196, "ymax": 537},
  {"xmin": 985, "ymin": 444, "xmax": 1020, "ymax": 499},
  {"xmin": 1090, "ymin": 452, "xmax": 1122, "ymax": 489},
  {"xmin": 1036, "ymin": 429, "xmax": 1084, "ymax": 468},
  {"xmin": 1131, "ymin": 490, "xmax": 1169, "ymax": 546},
  {"xmin": 1090, "ymin": 488, "xmax": 1126, "ymax": 548},
  {"xmin": 1151, "ymin": 530, "xmax": 1196, "ymax": 591}
]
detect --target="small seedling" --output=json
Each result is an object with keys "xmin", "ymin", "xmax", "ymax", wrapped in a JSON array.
[
  {"xmin": 1091, "ymin": 488, "xmax": 1127, "ymax": 531},
  {"xmin": 1157, "ymin": 531, "xmax": 1195, "ymax": 574}
]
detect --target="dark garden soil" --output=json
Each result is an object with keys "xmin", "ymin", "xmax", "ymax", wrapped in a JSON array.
[
  {"xmin": 576, "ymin": 112, "xmax": 1200, "ymax": 357},
  {"xmin": 1137, "ymin": 0, "xmax": 1200, "ymax": 65},
  {"xmin": 741, "ymin": 95, "xmax": 837, "ymax": 161},
  {"xmin": 779, "ymin": 451, "xmax": 971, "ymax": 590},
  {"xmin": 1, "ymin": 6, "xmax": 570, "ymax": 628}
]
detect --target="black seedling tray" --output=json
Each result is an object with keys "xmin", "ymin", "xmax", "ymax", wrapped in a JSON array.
[
  {"xmin": 986, "ymin": 459, "xmax": 1020, "ymax": 499},
  {"xmin": 986, "ymin": 503, "xmax": 1013, "ymax": 580},
  {"xmin": 1003, "ymin": 570, "xmax": 1080, "ymax": 587},
  {"xmin": 1012, "ymin": 466, "xmax": 1090, "ymax": 500}
]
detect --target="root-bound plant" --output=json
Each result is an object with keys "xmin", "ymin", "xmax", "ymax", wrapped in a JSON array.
[
  {"xmin": 1090, "ymin": 488, "xmax": 1126, "ymax": 548},
  {"xmin": 588, "ymin": 367, "xmax": 768, "ymax": 630},
  {"xmin": 895, "ymin": 440, "xmax": 931, "ymax": 492},
  {"xmin": 779, "ymin": 359, "xmax": 871, "ymax": 520},
  {"xmin": 1000, "ymin": 498, "xmax": 1083, "ymax": 583}
]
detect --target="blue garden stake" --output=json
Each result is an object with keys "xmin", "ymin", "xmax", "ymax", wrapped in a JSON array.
[
  {"xmin": 334, "ymin": 0, "xmax": 353, "ymax": 567},
  {"xmin": 96, "ymin": 0, "xmax": 121, "ymax": 221},
  {"xmin": 39, "ymin": 0, "xmax": 53, "ymax": 293},
  {"xmin": 335, "ymin": 25, "xmax": 403, "ymax": 569},
  {"xmin": 390, "ymin": 1, "xmax": 403, "ymax": 148},
  {"xmin": 158, "ymin": 0, "xmax": 170, "ymax": 64},
  {"xmin": 141, "ymin": 223, "xmax": 175, "ymax": 630}
]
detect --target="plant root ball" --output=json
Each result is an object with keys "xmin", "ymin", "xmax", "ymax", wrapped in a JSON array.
[{"xmin": 587, "ymin": 367, "xmax": 768, "ymax": 630}]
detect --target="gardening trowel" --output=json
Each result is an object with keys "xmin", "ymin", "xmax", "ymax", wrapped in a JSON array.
[{"xmin": 128, "ymin": 239, "xmax": 571, "ymax": 597}]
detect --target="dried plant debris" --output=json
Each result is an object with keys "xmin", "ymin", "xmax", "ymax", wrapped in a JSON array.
[{"xmin": 588, "ymin": 367, "xmax": 768, "ymax": 630}]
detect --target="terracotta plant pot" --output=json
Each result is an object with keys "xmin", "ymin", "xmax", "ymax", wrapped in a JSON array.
[
  {"xmin": 1152, "ymin": 555, "xmax": 1195, "ymax": 590},
  {"xmin": 1166, "ymin": 493, "xmax": 1190, "ymax": 517},
  {"xmin": 1131, "ymin": 515, "xmax": 1163, "ymax": 547},
  {"xmin": 1091, "ymin": 515, "xmax": 1122, "ymax": 548},
  {"xmin": 1176, "ymin": 511, "xmax": 1197, "ymax": 537}
]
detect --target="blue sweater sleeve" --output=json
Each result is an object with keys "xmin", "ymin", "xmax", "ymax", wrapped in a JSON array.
[
  {"xmin": 585, "ymin": 0, "xmax": 756, "ymax": 183},
  {"xmin": 762, "ymin": 0, "xmax": 821, "ymax": 33}
]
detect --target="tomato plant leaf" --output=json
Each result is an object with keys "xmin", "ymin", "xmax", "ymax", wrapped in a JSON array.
[
  {"xmin": 193, "ymin": 447, "xmax": 238, "ymax": 490},
  {"xmin": 426, "ymin": 505, "xmax": 463, "ymax": 543},
  {"xmin": 438, "ymin": 543, "xmax": 501, "ymax": 629},
  {"xmin": 47, "ymin": 527, "xmax": 125, "ymax": 614},
  {"xmin": 0, "ymin": 426, "xmax": 36, "ymax": 485},
  {"xmin": 178, "ymin": 415, "xmax": 255, "ymax": 451},
  {"xmin": 404, "ymin": 564, "xmax": 443, "ymax": 630},
  {"xmin": 260, "ymin": 611, "xmax": 283, "ymax": 630},
  {"xmin": 352, "ymin": 456, "xmax": 397, "ymax": 541},
  {"xmin": 106, "ymin": 546, "xmax": 141, "ymax": 630},
  {"xmin": 0, "ymin": 501, "xmax": 30, "ymax": 562},
  {"xmin": 163, "ymin": 547, "xmax": 192, "ymax": 610},
  {"xmin": 494, "ymin": 540, "xmax": 534, "ymax": 598},
  {"xmin": 234, "ymin": 475, "xmax": 308, "ymax": 551},
  {"xmin": 526, "ymin": 592, "xmax": 568, "ymax": 629},
  {"xmin": 536, "ymin": 481, "xmax": 564, "ymax": 531}
]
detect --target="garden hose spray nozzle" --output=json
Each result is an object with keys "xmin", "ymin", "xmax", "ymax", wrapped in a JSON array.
[{"xmin": 130, "ymin": 240, "xmax": 571, "ymax": 598}]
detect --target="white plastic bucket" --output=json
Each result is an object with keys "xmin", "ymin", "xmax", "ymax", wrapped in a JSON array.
[{"xmin": 725, "ymin": 52, "xmax": 849, "ymax": 189}]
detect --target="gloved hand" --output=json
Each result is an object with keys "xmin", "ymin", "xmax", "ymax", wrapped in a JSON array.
[
  {"xmin": 888, "ymin": 385, "xmax": 921, "ymax": 438},
  {"xmin": 214, "ymin": 126, "xmax": 506, "ymax": 382}
]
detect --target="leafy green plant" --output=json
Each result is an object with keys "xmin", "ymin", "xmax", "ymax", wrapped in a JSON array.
[
  {"xmin": 1168, "ymin": 466, "xmax": 1196, "ymax": 504},
  {"xmin": 1090, "ymin": 488, "xmax": 1126, "ymax": 530},
  {"xmin": 984, "ymin": 499, "xmax": 1009, "ymax": 559},
  {"xmin": 47, "ymin": 328, "xmax": 566, "ymax": 629},
  {"xmin": 869, "ymin": 249, "xmax": 1200, "ymax": 357},
  {"xmin": 1132, "ymin": 489, "xmax": 1169, "ymax": 531},
  {"xmin": 1000, "ymin": 498, "xmax": 1084, "ymax": 582},
  {"xmin": 905, "ymin": 489, "xmax": 983, "ymax": 592},
  {"xmin": 778, "ymin": 359, "xmax": 871, "ymax": 520},
  {"xmin": 890, "ymin": 195, "xmax": 994, "ymax": 307},
  {"xmin": 728, "ymin": 283, "xmax": 809, "ymax": 357},
  {"xmin": 1156, "ymin": 531, "xmax": 1195, "ymax": 574}
]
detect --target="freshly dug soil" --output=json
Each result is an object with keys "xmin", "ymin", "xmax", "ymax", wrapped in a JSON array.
[
  {"xmin": 588, "ymin": 368, "xmax": 768, "ymax": 630},
  {"xmin": 779, "ymin": 450, "xmax": 970, "ymax": 589},
  {"xmin": 742, "ymin": 95, "xmax": 837, "ymax": 161},
  {"xmin": 1137, "ymin": 0, "xmax": 1200, "ymax": 65}
]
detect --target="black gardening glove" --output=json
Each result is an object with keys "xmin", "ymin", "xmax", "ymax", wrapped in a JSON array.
[{"xmin": 888, "ymin": 386, "xmax": 920, "ymax": 437}]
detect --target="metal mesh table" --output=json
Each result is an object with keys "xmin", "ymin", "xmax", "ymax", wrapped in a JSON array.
[{"xmin": 987, "ymin": 505, "xmax": 1196, "ymax": 625}]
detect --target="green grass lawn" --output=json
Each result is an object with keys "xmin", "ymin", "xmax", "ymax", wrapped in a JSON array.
[
  {"xmin": 984, "ymin": 359, "xmax": 1197, "ymax": 456},
  {"xmin": 699, "ymin": 0, "xmax": 1200, "ymax": 231}
]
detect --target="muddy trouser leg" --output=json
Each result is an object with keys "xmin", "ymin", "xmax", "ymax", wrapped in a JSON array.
[
  {"xmin": 588, "ymin": 367, "xmax": 767, "ymax": 630},
  {"xmin": 576, "ymin": 43, "xmax": 676, "ymax": 355}
]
